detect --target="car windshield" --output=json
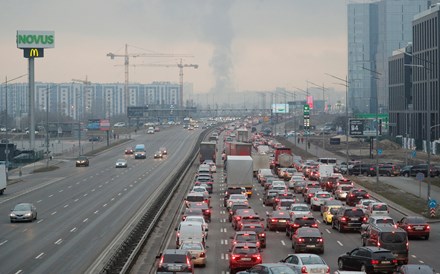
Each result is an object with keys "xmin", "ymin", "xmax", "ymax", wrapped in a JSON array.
[
  {"xmin": 300, "ymin": 256, "xmax": 325, "ymax": 265},
  {"xmin": 376, "ymin": 218, "xmax": 394, "ymax": 224},
  {"xmin": 162, "ymin": 254, "xmax": 187, "ymax": 263},
  {"xmin": 186, "ymin": 196, "xmax": 204, "ymax": 202},
  {"xmin": 117, "ymin": 159, "xmax": 125, "ymax": 162},
  {"xmin": 292, "ymin": 206, "xmax": 308, "ymax": 211},
  {"xmin": 372, "ymin": 204, "xmax": 388, "ymax": 211},
  {"xmin": 180, "ymin": 243, "xmax": 203, "ymax": 250},
  {"xmin": 14, "ymin": 204, "xmax": 31, "ymax": 211},
  {"xmin": 341, "ymin": 186, "xmax": 353, "ymax": 191},
  {"xmin": 280, "ymin": 201, "xmax": 294, "ymax": 207},
  {"xmin": 233, "ymin": 247, "xmax": 258, "ymax": 254},
  {"xmin": 316, "ymin": 193, "xmax": 331, "ymax": 198},
  {"xmin": 236, "ymin": 234, "xmax": 257, "ymax": 241},
  {"xmin": 242, "ymin": 225, "xmax": 264, "ymax": 233},
  {"xmin": 298, "ymin": 229, "xmax": 321, "ymax": 237},
  {"xmin": 230, "ymin": 194, "xmax": 246, "ymax": 200},
  {"xmin": 407, "ymin": 217, "xmax": 427, "ymax": 224},
  {"xmin": 329, "ymin": 208, "xmax": 339, "ymax": 214},
  {"xmin": 345, "ymin": 209, "xmax": 364, "ymax": 217},
  {"xmin": 184, "ymin": 217, "xmax": 203, "ymax": 223}
]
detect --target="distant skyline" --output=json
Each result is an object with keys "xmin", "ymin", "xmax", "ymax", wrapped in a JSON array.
[{"xmin": 1, "ymin": 0, "xmax": 348, "ymax": 96}]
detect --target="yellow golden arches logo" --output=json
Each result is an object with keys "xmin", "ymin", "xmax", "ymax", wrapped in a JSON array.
[{"xmin": 30, "ymin": 48, "xmax": 39, "ymax": 57}]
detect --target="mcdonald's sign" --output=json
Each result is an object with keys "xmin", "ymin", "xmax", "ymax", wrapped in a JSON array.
[{"xmin": 23, "ymin": 48, "xmax": 44, "ymax": 58}]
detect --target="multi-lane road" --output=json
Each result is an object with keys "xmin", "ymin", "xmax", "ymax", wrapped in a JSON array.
[
  {"xmin": 0, "ymin": 126, "xmax": 201, "ymax": 274},
  {"xmin": 156, "ymin": 131, "xmax": 440, "ymax": 274}
]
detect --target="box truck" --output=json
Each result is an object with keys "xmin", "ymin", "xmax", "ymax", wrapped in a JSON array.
[{"xmin": 227, "ymin": 155, "xmax": 254, "ymax": 197}]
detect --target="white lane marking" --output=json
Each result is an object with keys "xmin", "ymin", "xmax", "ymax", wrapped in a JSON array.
[
  {"xmin": 118, "ymin": 193, "xmax": 122, "ymax": 196},
  {"xmin": 58, "ymin": 189, "xmax": 63, "ymax": 193},
  {"xmin": 83, "ymin": 218, "xmax": 88, "ymax": 223},
  {"xmin": 103, "ymin": 204, "xmax": 108, "ymax": 207},
  {"xmin": 325, "ymin": 229, "xmax": 331, "ymax": 234},
  {"xmin": 259, "ymin": 198, "xmax": 263, "ymax": 201},
  {"xmin": 14, "ymin": 270, "xmax": 23, "ymax": 274},
  {"xmin": 99, "ymin": 185, "xmax": 103, "ymax": 188},
  {"xmin": 420, "ymin": 261, "xmax": 424, "ymax": 263},
  {"xmin": 74, "ymin": 198, "xmax": 79, "ymax": 202},
  {"xmin": 223, "ymin": 219, "xmax": 226, "ymax": 223},
  {"xmin": 411, "ymin": 255, "xmax": 417, "ymax": 258},
  {"xmin": 83, "ymin": 193, "xmax": 88, "ymax": 197},
  {"xmin": 123, "ymin": 188, "xmax": 127, "ymax": 191},
  {"xmin": 68, "ymin": 185, "xmax": 72, "ymax": 189},
  {"xmin": 281, "ymin": 240, "xmax": 286, "ymax": 246},
  {"xmin": 337, "ymin": 241, "xmax": 343, "ymax": 246},
  {"xmin": 94, "ymin": 210, "xmax": 99, "ymax": 214},
  {"xmin": 224, "ymin": 228, "xmax": 227, "ymax": 233},
  {"xmin": 22, "ymin": 229, "xmax": 28, "ymax": 232},
  {"xmin": 111, "ymin": 198, "xmax": 115, "ymax": 201},
  {"xmin": 317, "ymin": 220, "xmax": 321, "ymax": 224},
  {"xmin": 91, "ymin": 189, "xmax": 96, "ymax": 192},
  {"xmin": 51, "ymin": 211, "xmax": 57, "ymax": 215},
  {"xmin": 256, "ymin": 193, "xmax": 260, "ymax": 196},
  {"xmin": 221, "ymin": 253, "xmax": 225, "ymax": 260},
  {"xmin": 35, "ymin": 252, "xmax": 44, "ymax": 259},
  {"xmin": 64, "ymin": 204, "xmax": 69, "ymax": 208},
  {"xmin": 83, "ymin": 179, "xmax": 87, "ymax": 182},
  {"xmin": 49, "ymin": 194, "xmax": 54, "ymax": 198},
  {"xmin": 37, "ymin": 219, "xmax": 43, "ymax": 223},
  {"xmin": 0, "ymin": 240, "xmax": 8, "ymax": 246},
  {"xmin": 224, "ymin": 239, "xmax": 228, "ymax": 245},
  {"xmin": 70, "ymin": 227, "xmax": 77, "ymax": 233},
  {"xmin": 76, "ymin": 182, "xmax": 80, "ymax": 185},
  {"xmin": 89, "ymin": 176, "xmax": 93, "ymax": 179},
  {"xmin": 36, "ymin": 200, "xmax": 42, "ymax": 203},
  {"xmin": 54, "ymin": 239, "xmax": 63, "ymax": 245}
]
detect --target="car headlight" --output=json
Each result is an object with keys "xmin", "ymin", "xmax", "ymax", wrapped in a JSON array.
[
  {"xmin": 24, "ymin": 213, "xmax": 32, "ymax": 217},
  {"xmin": 10, "ymin": 213, "xmax": 16, "ymax": 217}
]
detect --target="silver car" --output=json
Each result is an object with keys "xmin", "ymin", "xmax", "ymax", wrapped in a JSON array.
[
  {"xmin": 115, "ymin": 159, "xmax": 128, "ymax": 168},
  {"xmin": 10, "ymin": 203, "xmax": 37, "ymax": 222}
]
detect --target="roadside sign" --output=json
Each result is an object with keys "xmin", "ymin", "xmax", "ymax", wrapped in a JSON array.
[
  {"xmin": 430, "ymin": 208, "xmax": 436, "ymax": 217},
  {"xmin": 416, "ymin": 172, "xmax": 425, "ymax": 181},
  {"xmin": 349, "ymin": 119, "xmax": 364, "ymax": 136},
  {"xmin": 377, "ymin": 149, "xmax": 383, "ymax": 155},
  {"xmin": 411, "ymin": 150, "xmax": 416, "ymax": 158},
  {"xmin": 428, "ymin": 199, "xmax": 437, "ymax": 209}
]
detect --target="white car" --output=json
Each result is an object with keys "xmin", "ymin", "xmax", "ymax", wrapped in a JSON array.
[
  {"xmin": 288, "ymin": 203, "xmax": 312, "ymax": 218},
  {"xmin": 365, "ymin": 202, "xmax": 389, "ymax": 217},
  {"xmin": 191, "ymin": 186, "xmax": 210, "ymax": 200},
  {"xmin": 183, "ymin": 215, "xmax": 209, "ymax": 237},
  {"xmin": 115, "ymin": 159, "xmax": 128, "ymax": 168},
  {"xmin": 310, "ymin": 191, "xmax": 333, "ymax": 211},
  {"xmin": 355, "ymin": 199, "xmax": 377, "ymax": 211},
  {"xmin": 227, "ymin": 194, "xmax": 248, "ymax": 208},
  {"xmin": 147, "ymin": 127, "xmax": 154, "ymax": 134},
  {"xmin": 280, "ymin": 253, "xmax": 330, "ymax": 274}
]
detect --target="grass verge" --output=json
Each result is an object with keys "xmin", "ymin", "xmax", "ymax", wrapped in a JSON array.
[
  {"xmin": 33, "ymin": 166, "xmax": 60, "ymax": 173},
  {"xmin": 353, "ymin": 177, "xmax": 438, "ymax": 219}
]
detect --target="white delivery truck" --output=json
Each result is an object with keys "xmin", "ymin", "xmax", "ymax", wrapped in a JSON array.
[
  {"xmin": 252, "ymin": 153, "xmax": 270, "ymax": 177},
  {"xmin": 318, "ymin": 164, "xmax": 334, "ymax": 180},
  {"xmin": 0, "ymin": 164, "xmax": 6, "ymax": 194},
  {"xmin": 227, "ymin": 155, "xmax": 254, "ymax": 197}
]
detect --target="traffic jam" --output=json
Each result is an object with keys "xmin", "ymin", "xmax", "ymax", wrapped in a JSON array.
[{"xmin": 156, "ymin": 120, "xmax": 435, "ymax": 274}]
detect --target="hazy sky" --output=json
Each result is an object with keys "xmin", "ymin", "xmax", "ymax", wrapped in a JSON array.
[{"xmin": 0, "ymin": 0, "xmax": 348, "ymax": 94}]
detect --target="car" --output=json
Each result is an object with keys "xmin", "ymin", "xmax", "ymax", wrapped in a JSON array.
[
  {"xmin": 229, "ymin": 243, "xmax": 262, "ymax": 274},
  {"xmin": 236, "ymin": 263, "xmax": 298, "ymax": 274},
  {"xmin": 334, "ymin": 185, "xmax": 354, "ymax": 200},
  {"xmin": 310, "ymin": 191, "xmax": 333, "ymax": 211},
  {"xmin": 229, "ymin": 202, "xmax": 251, "ymax": 222},
  {"xmin": 355, "ymin": 199, "xmax": 378, "ymax": 211},
  {"xmin": 291, "ymin": 227, "xmax": 324, "ymax": 254},
  {"xmin": 160, "ymin": 146, "xmax": 167, "ymax": 155},
  {"xmin": 156, "ymin": 249, "xmax": 194, "ymax": 273},
  {"xmin": 348, "ymin": 164, "xmax": 374, "ymax": 176},
  {"xmin": 304, "ymin": 188, "xmax": 321, "ymax": 204},
  {"xmin": 154, "ymin": 126, "xmax": 160, "ymax": 132},
  {"xmin": 124, "ymin": 147, "xmax": 134, "ymax": 154},
  {"xmin": 75, "ymin": 156, "xmax": 89, "ymax": 167},
  {"xmin": 322, "ymin": 205, "xmax": 342, "ymax": 225},
  {"xmin": 322, "ymin": 176, "xmax": 340, "ymax": 192},
  {"xmin": 147, "ymin": 127, "xmax": 155, "ymax": 134},
  {"xmin": 232, "ymin": 209, "xmax": 258, "ymax": 230},
  {"xmin": 286, "ymin": 215, "xmax": 318, "ymax": 239},
  {"xmin": 399, "ymin": 165, "xmax": 413, "ymax": 177},
  {"xmin": 337, "ymin": 247, "xmax": 398, "ymax": 273},
  {"xmin": 274, "ymin": 198, "xmax": 297, "ymax": 211},
  {"xmin": 346, "ymin": 189, "xmax": 370, "ymax": 206},
  {"xmin": 396, "ymin": 216, "xmax": 430, "ymax": 240},
  {"xmin": 231, "ymin": 231, "xmax": 261, "ymax": 249},
  {"xmin": 227, "ymin": 194, "xmax": 248, "ymax": 209},
  {"xmin": 203, "ymin": 159, "xmax": 217, "ymax": 173},
  {"xmin": 239, "ymin": 223, "xmax": 267, "ymax": 248},
  {"xmin": 394, "ymin": 264, "xmax": 435, "ymax": 274},
  {"xmin": 179, "ymin": 241, "xmax": 207, "ymax": 267},
  {"xmin": 407, "ymin": 164, "xmax": 440, "ymax": 177},
  {"xmin": 365, "ymin": 202, "xmax": 389, "ymax": 218},
  {"xmin": 88, "ymin": 136, "xmax": 103, "ymax": 142},
  {"xmin": 360, "ymin": 215, "xmax": 396, "ymax": 232},
  {"xmin": 182, "ymin": 215, "xmax": 209, "ymax": 237},
  {"xmin": 188, "ymin": 202, "xmax": 211, "ymax": 222},
  {"xmin": 320, "ymin": 200, "xmax": 343, "ymax": 216},
  {"xmin": 263, "ymin": 190, "xmax": 282, "ymax": 206},
  {"xmin": 182, "ymin": 208, "xmax": 204, "ymax": 221},
  {"xmin": 115, "ymin": 158, "xmax": 128, "ymax": 168},
  {"xmin": 10, "ymin": 203, "xmax": 37, "ymax": 222},
  {"xmin": 154, "ymin": 151, "xmax": 163, "ymax": 158},
  {"xmin": 266, "ymin": 210, "xmax": 290, "ymax": 231},
  {"xmin": 292, "ymin": 181, "xmax": 307, "ymax": 194},
  {"xmin": 225, "ymin": 187, "xmax": 248, "ymax": 207},
  {"xmin": 280, "ymin": 253, "xmax": 330, "ymax": 274},
  {"xmin": 332, "ymin": 206, "xmax": 367, "ymax": 232},
  {"xmin": 288, "ymin": 203, "xmax": 312, "ymax": 218}
]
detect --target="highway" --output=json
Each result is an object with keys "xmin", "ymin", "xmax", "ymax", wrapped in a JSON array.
[
  {"xmin": 153, "ymin": 130, "xmax": 440, "ymax": 274},
  {"xmin": 0, "ymin": 126, "xmax": 201, "ymax": 274}
]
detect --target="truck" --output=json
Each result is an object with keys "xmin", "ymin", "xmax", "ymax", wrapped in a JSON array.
[
  {"xmin": 252, "ymin": 153, "xmax": 270, "ymax": 176},
  {"xmin": 226, "ymin": 155, "xmax": 254, "ymax": 197},
  {"xmin": 274, "ymin": 147, "xmax": 293, "ymax": 168},
  {"xmin": 200, "ymin": 141, "xmax": 217, "ymax": 163},
  {"xmin": 0, "ymin": 164, "xmax": 6, "ymax": 194},
  {"xmin": 225, "ymin": 142, "xmax": 252, "ymax": 156},
  {"xmin": 236, "ymin": 128, "xmax": 249, "ymax": 142},
  {"xmin": 318, "ymin": 164, "xmax": 334, "ymax": 180}
]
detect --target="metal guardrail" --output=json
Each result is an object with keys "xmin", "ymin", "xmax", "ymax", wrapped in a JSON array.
[{"xmin": 99, "ymin": 129, "xmax": 211, "ymax": 273}]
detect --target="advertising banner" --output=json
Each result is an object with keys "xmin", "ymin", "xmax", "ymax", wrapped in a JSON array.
[{"xmin": 271, "ymin": 104, "xmax": 289, "ymax": 114}]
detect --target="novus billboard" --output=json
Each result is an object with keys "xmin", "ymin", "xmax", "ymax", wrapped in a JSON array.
[{"xmin": 16, "ymin": 31, "xmax": 55, "ymax": 48}]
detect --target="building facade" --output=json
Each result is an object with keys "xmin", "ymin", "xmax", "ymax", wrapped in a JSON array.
[{"xmin": 348, "ymin": 0, "xmax": 430, "ymax": 114}]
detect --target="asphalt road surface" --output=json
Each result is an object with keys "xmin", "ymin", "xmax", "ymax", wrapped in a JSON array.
[{"xmin": 0, "ymin": 126, "xmax": 201, "ymax": 274}]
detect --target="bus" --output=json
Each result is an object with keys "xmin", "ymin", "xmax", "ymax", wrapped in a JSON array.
[{"xmin": 317, "ymin": 157, "xmax": 337, "ymax": 166}]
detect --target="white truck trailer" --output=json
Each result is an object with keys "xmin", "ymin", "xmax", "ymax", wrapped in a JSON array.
[{"xmin": 227, "ymin": 155, "xmax": 254, "ymax": 197}]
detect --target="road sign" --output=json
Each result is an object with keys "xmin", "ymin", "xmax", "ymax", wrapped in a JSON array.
[
  {"xmin": 349, "ymin": 119, "xmax": 364, "ymax": 136},
  {"xmin": 411, "ymin": 150, "xmax": 416, "ymax": 158},
  {"xmin": 430, "ymin": 208, "xmax": 436, "ymax": 217},
  {"xmin": 428, "ymin": 199, "xmax": 437, "ymax": 209},
  {"xmin": 416, "ymin": 172, "xmax": 425, "ymax": 181},
  {"xmin": 377, "ymin": 149, "xmax": 383, "ymax": 155}
]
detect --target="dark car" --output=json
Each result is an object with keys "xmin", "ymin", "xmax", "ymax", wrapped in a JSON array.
[
  {"xmin": 399, "ymin": 165, "xmax": 413, "ymax": 177},
  {"xmin": 89, "ymin": 136, "xmax": 103, "ymax": 142},
  {"xmin": 266, "ymin": 210, "xmax": 290, "ymax": 231},
  {"xmin": 291, "ymin": 227, "xmax": 324, "ymax": 254},
  {"xmin": 10, "ymin": 203, "xmax": 37, "ymax": 222},
  {"xmin": 240, "ymin": 223, "xmax": 266, "ymax": 248},
  {"xmin": 408, "ymin": 164, "xmax": 440, "ymax": 177},
  {"xmin": 394, "ymin": 264, "xmax": 435, "ymax": 274},
  {"xmin": 156, "ymin": 249, "xmax": 194, "ymax": 273},
  {"xmin": 346, "ymin": 188, "xmax": 370, "ymax": 206},
  {"xmin": 229, "ymin": 202, "xmax": 251, "ymax": 222},
  {"xmin": 75, "ymin": 156, "xmax": 89, "ymax": 167},
  {"xmin": 229, "ymin": 243, "xmax": 262, "ymax": 274},
  {"xmin": 322, "ymin": 176, "xmax": 339, "ymax": 192},
  {"xmin": 231, "ymin": 231, "xmax": 261, "ymax": 250},
  {"xmin": 263, "ymin": 190, "xmax": 282, "ymax": 206},
  {"xmin": 396, "ymin": 216, "xmax": 430, "ymax": 240},
  {"xmin": 348, "ymin": 163, "xmax": 373, "ymax": 176},
  {"xmin": 225, "ymin": 187, "xmax": 247, "ymax": 207},
  {"xmin": 337, "ymin": 247, "xmax": 398, "ymax": 274},
  {"xmin": 188, "ymin": 202, "xmax": 211, "ymax": 222},
  {"xmin": 232, "ymin": 209, "xmax": 258, "ymax": 230},
  {"xmin": 124, "ymin": 147, "xmax": 134, "ymax": 154},
  {"xmin": 286, "ymin": 215, "xmax": 318, "ymax": 239},
  {"xmin": 236, "ymin": 263, "xmax": 298, "ymax": 274},
  {"xmin": 332, "ymin": 206, "xmax": 367, "ymax": 232}
]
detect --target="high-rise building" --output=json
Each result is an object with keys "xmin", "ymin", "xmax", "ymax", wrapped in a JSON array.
[{"xmin": 348, "ymin": 0, "xmax": 430, "ymax": 114}]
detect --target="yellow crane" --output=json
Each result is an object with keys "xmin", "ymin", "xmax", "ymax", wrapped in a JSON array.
[
  {"xmin": 123, "ymin": 59, "xmax": 198, "ymax": 107},
  {"xmin": 107, "ymin": 44, "xmax": 193, "ymax": 111}
]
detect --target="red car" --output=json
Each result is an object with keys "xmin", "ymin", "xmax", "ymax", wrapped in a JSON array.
[
  {"xmin": 124, "ymin": 147, "xmax": 134, "ymax": 154},
  {"xmin": 397, "ymin": 216, "xmax": 430, "ymax": 240},
  {"xmin": 229, "ymin": 243, "xmax": 262, "ymax": 274}
]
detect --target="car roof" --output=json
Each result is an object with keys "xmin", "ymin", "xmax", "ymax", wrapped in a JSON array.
[
  {"xmin": 163, "ymin": 249, "xmax": 190, "ymax": 255},
  {"xmin": 235, "ymin": 231, "xmax": 257, "ymax": 235}
]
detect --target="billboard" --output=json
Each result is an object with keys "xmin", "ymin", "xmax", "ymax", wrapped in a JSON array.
[
  {"xmin": 272, "ymin": 104, "xmax": 289, "ymax": 114},
  {"xmin": 349, "ymin": 118, "xmax": 382, "ymax": 137},
  {"xmin": 306, "ymin": 95, "xmax": 314, "ymax": 109},
  {"xmin": 16, "ymin": 31, "xmax": 55, "ymax": 48},
  {"xmin": 87, "ymin": 119, "xmax": 110, "ymax": 131}
]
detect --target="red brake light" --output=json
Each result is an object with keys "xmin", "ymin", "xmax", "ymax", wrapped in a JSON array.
[
  {"xmin": 341, "ymin": 217, "xmax": 347, "ymax": 222},
  {"xmin": 231, "ymin": 255, "xmax": 238, "ymax": 261},
  {"xmin": 301, "ymin": 266, "xmax": 308, "ymax": 273},
  {"xmin": 365, "ymin": 194, "xmax": 370, "ymax": 198},
  {"xmin": 317, "ymin": 238, "xmax": 323, "ymax": 242},
  {"xmin": 392, "ymin": 259, "xmax": 398, "ymax": 264},
  {"xmin": 272, "ymin": 218, "xmax": 278, "ymax": 222},
  {"xmin": 407, "ymin": 225, "xmax": 412, "ymax": 230},
  {"xmin": 371, "ymin": 260, "xmax": 379, "ymax": 265},
  {"xmin": 259, "ymin": 233, "xmax": 265, "ymax": 237},
  {"xmin": 159, "ymin": 255, "xmax": 164, "ymax": 267},
  {"xmin": 312, "ymin": 223, "xmax": 318, "ymax": 228},
  {"xmin": 298, "ymin": 238, "xmax": 305, "ymax": 242},
  {"xmin": 186, "ymin": 256, "xmax": 191, "ymax": 267},
  {"xmin": 426, "ymin": 225, "xmax": 430, "ymax": 230},
  {"xmin": 200, "ymin": 252, "xmax": 206, "ymax": 257}
]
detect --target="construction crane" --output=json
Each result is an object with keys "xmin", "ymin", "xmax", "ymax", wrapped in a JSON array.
[
  {"xmin": 107, "ymin": 44, "xmax": 193, "ymax": 112},
  {"xmin": 123, "ymin": 59, "xmax": 198, "ymax": 107}
]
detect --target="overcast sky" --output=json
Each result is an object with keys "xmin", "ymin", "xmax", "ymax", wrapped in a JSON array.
[{"xmin": 1, "ymin": 0, "xmax": 348, "ymax": 94}]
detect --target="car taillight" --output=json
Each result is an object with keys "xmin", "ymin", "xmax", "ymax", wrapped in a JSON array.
[
  {"xmin": 349, "ymin": 194, "xmax": 354, "ymax": 197},
  {"xmin": 298, "ymin": 238, "xmax": 305, "ymax": 242},
  {"xmin": 326, "ymin": 267, "xmax": 330, "ymax": 274},
  {"xmin": 362, "ymin": 217, "xmax": 368, "ymax": 222},
  {"xmin": 301, "ymin": 266, "xmax": 308, "ymax": 273},
  {"xmin": 253, "ymin": 254, "xmax": 261, "ymax": 261},
  {"xmin": 186, "ymin": 256, "xmax": 191, "ymax": 267},
  {"xmin": 341, "ymin": 217, "xmax": 347, "ymax": 222},
  {"xmin": 236, "ymin": 216, "xmax": 241, "ymax": 220},
  {"xmin": 365, "ymin": 194, "xmax": 370, "ymax": 198},
  {"xmin": 317, "ymin": 238, "xmax": 323, "ymax": 242},
  {"xmin": 308, "ymin": 194, "xmax": 313, "ymax": 197},
  {"xmin": 292, "ymin": 223, "xmax": 300, "ymax": 227},
  {"xmin": 177, "ymin": 232, "xmax": 180, "ymax": 237},
  {"xmin": 159, "ymin": 256, "xmax": 164, "ymax": 268},
  {"xmin": 371, "ymin": 260, "xmax": 379, "ymax": 265},
  {"xmin": 312, "ymin": 224, "xmax": 318, "ymax": 228},
  {"xmin": 406, "ymin": 242, "xmax": 409, "ymax": 250},
  {"xmin": 259, "ymin": 233, "xmax": 265, "ymax": 237},
  {"xmin": 407, "ymin": 225, "xmax": 412, "ymax": 230},
  {"xmin": 206, "ymin": 209, "xmax": 210, "ymax": 213},
  {"xmin": 233, "ymin": 240, "xmax": 237, "ymax": 245},
  {"xmin": 272, "ymin": 218, "xmax": 278, "ymax": 222}
]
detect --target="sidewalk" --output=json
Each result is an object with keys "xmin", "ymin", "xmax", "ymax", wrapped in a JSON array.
[{"xmin": 285, "ymin": 136, "xmax": 440, "ymax": 220}]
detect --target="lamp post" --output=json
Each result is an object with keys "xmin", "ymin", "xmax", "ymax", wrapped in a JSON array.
[
  {"xmin": 307, "ymin": 80, "xmax": 329, "ymax": 153},
  {"xmin": 293, "ymin": 86, "xmax": 310, "ymax": 152}
]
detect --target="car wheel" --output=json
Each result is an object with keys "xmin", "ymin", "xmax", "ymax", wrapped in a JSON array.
[
  {"xmin": 338, "ymin": 222, "xmax": 344, "ymax": 233},
  {"xmin": 338, "ymin": 259, "xmax": 344, "ymax": 270},
  {"xmin": 10, "ymin": 219, "xmax": 14, "ymax": 223},
  {"xmin": 294, "ymin": 245, "xmax": 300, "ymax": 253},
  {"xmin": 361, "ymin": 264, "xmax": 367, "ymax": 273},
  {"xmin": 34, "ymin": 213, "xmax": 37, "ymax": 220},
  {"xmin": 230, "ymin": 268, "xmax": 236, "ymax": 274},
  {"xmin": 331, "ymin": 221, "xmax": 336, "ymax": 229},
  {"xmin": 425, "ymin": 235, "xmax": 430, "ymax": 240},
  {"xmin": 387, "ymin": 171, "xmax": 391, "ymax": 176}
]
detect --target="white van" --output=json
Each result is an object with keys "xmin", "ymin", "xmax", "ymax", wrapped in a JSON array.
[
  {"xmin": 175, "ymin": 221, "xmax": 206, "ymax": 248},
  {"xmin": 0, "ymin": 164, "xmax": 6, "ymax": 194}
]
